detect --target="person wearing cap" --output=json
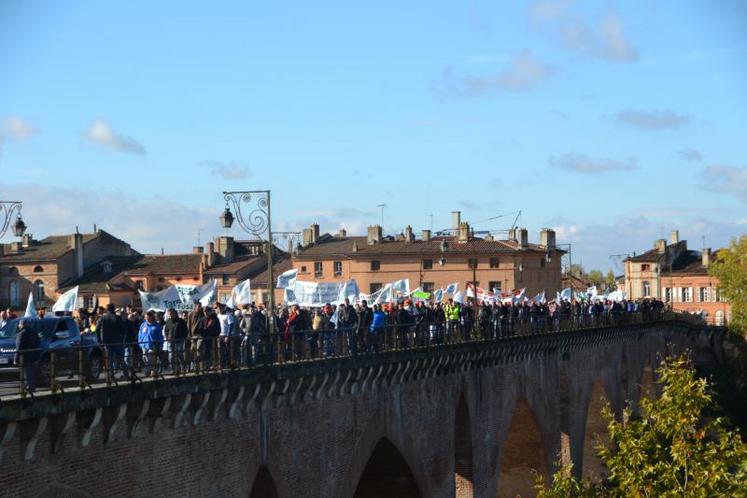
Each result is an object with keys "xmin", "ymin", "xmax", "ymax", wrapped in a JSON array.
[{"xmin": 15, "ymin": 319, "xmax": 41, "ymax": 393}]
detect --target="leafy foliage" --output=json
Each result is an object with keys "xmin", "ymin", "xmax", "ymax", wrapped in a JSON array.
[
  {"xmin": 536, "ymin": 355, "xmax": 747, "ymax": 497},
  {"xmin": 709, "ymin": 235, "xmax": 747, "ymax": 336}
]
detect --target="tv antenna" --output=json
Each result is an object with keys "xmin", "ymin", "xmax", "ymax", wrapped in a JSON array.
[{"xmin": 376, "ymin": 203, "xmax": 386, "ymax": 228}]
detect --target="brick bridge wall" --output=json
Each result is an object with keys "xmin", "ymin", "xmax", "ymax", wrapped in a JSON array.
[{"xmin": 0, "ymin": 320, "xmax": 721, "ymax": 498}]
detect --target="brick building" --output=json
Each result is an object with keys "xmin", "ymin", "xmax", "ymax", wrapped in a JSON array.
[
  {"xmin": 293, "ymin": 212, "xmax": 563, "ymax": 298},
  {"xmin": 0, "ymin": 229, "xmax": 138, "ymax": 310},
  {"xmin": 624, "ymin": 230, "xmax": 730, "ymax": 324}
]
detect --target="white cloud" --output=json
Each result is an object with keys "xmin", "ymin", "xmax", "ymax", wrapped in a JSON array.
[
  {"xmin": 613, "ymin": 109, "xmax": 692, "ymax": 130},
  {"xmin": 0, "ymin": 182, "xmax": 215, "ymax": 255},
  {"xmin": 547, "ymin": 214, "xmax": 744, "ymax": 271},
  {"xmin": 2, "ymin": 116, "xmax": 39, "ymax": 140},
  {"xmin": 433, "ymin": 51, "xmax": 554, "ymax": 98},
  {"xmin": 701, "ymin": 165, "xmax": 747, "ymax": 202},
  {"xmin": 201, "ymin": 160, "xmax": 250, "ymax": 180},
  {"xmin": 549, "ymin": 152, "xmax": 637, "ymax": 174},
  {"xmin": 84, "ymin": 119, "xmax": 146, "ymax": 155},
  {"xmin": 529, "ymin": 1, "xmax": 638, "ymax": 62}
]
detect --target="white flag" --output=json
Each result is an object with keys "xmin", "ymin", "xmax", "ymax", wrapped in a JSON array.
[
  {"xmin": 24, "ymin": 292, "xmax": 37, "ymax": 318},
  {"xmin": 453, "ymin": 291, "xmax": 464, "ymax": 304},
  {"xmin": 465, "ymin": 283, "xmax": 475, "ymax": 298},
  {"xmin": 445, "ymin": 282, "xmax": 459, "ymax": 295},
  {"xmin": 227, "ymin": 279, "xmax": 252, "ymax": 308},
  {"xmin": 433, "ymin": 288, "xmax": 444, "ymax": 303},
  {"xmin": 276, "ymin": 268, "xmax": 298, "ymax": 289},
  {"xmin": 52, "ymin": 286, "xmax": 79, "ymax": 313},
  {"xmin": 560, "ymin": 288, "xmax": 572, "ymax": 302}
]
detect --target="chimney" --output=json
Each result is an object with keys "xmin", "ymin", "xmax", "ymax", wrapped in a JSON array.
[
  {"xmin": 421, "ymin": 229, "xmax": 431, "ymax": 242},
  {"xmin": 655, "ymin": 239, "xmax": 666, "ymax": 254},
  {"xmin": 21, "ymin": 233, "xmax": 33, "ymax": 248},
  {"xmin": 458, "ymin": 222, "xmax": 470, "ymax": 243},
  {"xmin": 336, "ymin": 228, "xmax": 347, "ymax": 238},
  {"xmin": 518, "ymin": 228, "xmax": 528, "ymax": 249},
  {"xmin": 367, "ymin": 225, "xmax": 382, "ymax": 245},
  {"xmin": 540, "ymin": 228, "xmax": 556, "ymax": 249},
  {"xmin": 404, "ymin": 225, "xmax": 414, "ymax": 243},
  {"xmin": 702, "ymin": 248, "xmax": 711, "ymax": 268},
  {"xmin": 192, "ymin": 246, "xmax": 204, "ymax": 254},
  {"xmin": 311, "ymin": 223, "xmax": 320, "ymax": 244},
  {"xmin": 352, "ymin": 242, "xmax": 358, "ymax": 252},
  {"xmin": 205, "ymin": 241, "xmax": 216, "ymax": 267},
  {"xmin": 68, "ymin": 230, "xmax": 84, "ymax": 278},
  {"xmin": 508, "ymin": 228, "xmax": 517, "ymax": 242},
  {"xmin": 218, "ymin": 236, "xmax": 235, "ymax": 262},
  {"xmin": 452, "ymin": 211, "xmax": 461, "ymax": 232},
  {"xmin": 670, "ymin": 230, "xmax": 680, "ymax": 245},
  {"xmin": 302, "ymin": 228, "xmax": 313, "ymax": 246}
]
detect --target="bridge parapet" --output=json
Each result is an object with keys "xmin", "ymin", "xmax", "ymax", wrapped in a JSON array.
[{"xmin": 0, "ymin": 317, "xmax": 714, "ymax": 471}]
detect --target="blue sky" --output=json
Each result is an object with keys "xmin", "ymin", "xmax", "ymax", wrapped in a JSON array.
[{"xmin": 0, "ymin": 0, "xmax": 745, "ymax": 272}]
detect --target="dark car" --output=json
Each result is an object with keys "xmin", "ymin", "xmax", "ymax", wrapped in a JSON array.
[{"xmin": 0, "ymin": 316, "xmax": 103, "ymax": 382}]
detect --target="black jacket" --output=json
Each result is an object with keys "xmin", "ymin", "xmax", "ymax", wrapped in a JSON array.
[
  {"xmin": 164, "ymin": 317, "xmax": 188, "ymax": 341},
  {"xmin": 15, "ymin": 326, "xmax": 41, "ymax": 363},
  {"xmin": 98, "ymin": 312, "xmax": 126, "ymax": 345}
]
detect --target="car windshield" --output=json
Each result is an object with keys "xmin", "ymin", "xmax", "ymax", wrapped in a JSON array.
[{"xmin": 0, "ymin": 319, "xmax": 58, "ymax": 339}]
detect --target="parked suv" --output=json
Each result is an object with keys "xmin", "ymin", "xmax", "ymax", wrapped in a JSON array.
[{"xmin": 0, "ymin": 316, "xmax": 103, "ymax": 382}]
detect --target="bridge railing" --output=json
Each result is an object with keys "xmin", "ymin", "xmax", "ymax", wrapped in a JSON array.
[{"xmin": 1, "ymin": 310, "xmax": 701, "ymax": 400}]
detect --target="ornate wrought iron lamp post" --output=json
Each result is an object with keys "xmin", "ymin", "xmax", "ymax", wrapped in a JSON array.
[
  {"xmin": 219, "ymin": 190, "xmax": 275, "ymax": 334},
  {"xmin": 0, "ymin": 201, "xmax": 26, "ymax": 239}
]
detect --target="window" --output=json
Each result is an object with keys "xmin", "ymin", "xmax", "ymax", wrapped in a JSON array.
[
  {"xmin": 33, "ymin": 279, "xmax": 45, "ymax": 302},
  {"xmin": 370, "ymin": 283, "xmax": 382, "ymax": 293},
  {"xmin": 158, "ymin": 277, "xmax": 165, "ymax": 282},
  {"xmin": 334, "ymin": 261, "xmax": 342, "ymax": 276},
  {"xmin": 84, "ymin": 295, "xmax": 94, "ymax": 309},
  {"xmin": 135, "ymin": 280, "xmax": 144, "ymax": 291},
  {"xmin": 222, "ymin": 274, "xmax": 230, "ymax": 284},
  {"xmin": 699, "ymin": 287, "xmax": 710, "ymax": 302},
  {"xmin": 682, "ymin": 287, "xmax": 693, "ymax": 303},
  {"xmin": 33, "ymin": 265, "xmax": 44, "ymax": 273},
  {"xmin": 300, "ymin": 265, "xmax": 307, "ymax": 273},
  {"xmin": 468, "ymin": 258, "xmax": 478, "ymax": 269},
  {"xmin": 665, "ymin": 287, "xmax": 672, "ymax": 302},
  {"xmin": 422, "ymin": 259, "xmax": 433, "ymax": 270},
  {"xmin": 540, "ymin": 258, "xmax": 546, "ymax": 268},
  {"xmin": 489, "ymin": 281, "xmax": 501, "ymax": 293},
  {"xmin": 8, "ymin": 281, "xmax": 20, "ymax": 308},
  {"xmin": 314, "ymin": 261, "xmax": 323, "ymax": 278},
  {"xmin": 641, "ymin": 264, "xmax": 650, "ymax": 272},
  {"xmin": 489, "ymin": 257, "xmax": 499, "ymax": 269},
  {"xmin": 370, "ymin": 260, "xmax": 380, "ymax": 271},
  {"xmin": 422, "ymin": 282, "xmax": 434, "ymax": 292},
  {"xmin": 642, "ymin": 281, "xmax": 651, "ymax": 297}
]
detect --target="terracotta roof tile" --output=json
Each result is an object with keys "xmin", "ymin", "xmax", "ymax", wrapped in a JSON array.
[{"xmin": 295, "ymin": 236, "xmax": 554, "ymax": 259}]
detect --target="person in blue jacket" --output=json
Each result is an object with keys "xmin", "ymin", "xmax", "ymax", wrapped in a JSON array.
[
  {"xmin": 369, "ymin": 304, "xmax": 387, "ymax": 354},
  {"xmin": 138, "ymin": 310, "xmax": 164, "ymax": 377}
]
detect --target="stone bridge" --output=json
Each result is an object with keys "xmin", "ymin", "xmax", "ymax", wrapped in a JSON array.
[{"xmin": 0, "ymin": 318, "xmax": 722, "ymax": 498}]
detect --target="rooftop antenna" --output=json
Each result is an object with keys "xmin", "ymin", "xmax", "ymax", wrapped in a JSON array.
[
  {"xmin": 376, "ymin": 203, "xmax": 386, "ymax": 229},
  {"xmin": 197, "ymin": 228, "xmax": 204, "ymax": 247},
  {"xmin": 701, "ymin": 235, "xmax": 706, "ymax": 250},
  {"xmin": 428, "ymin": 214, "xmax": 434, "ymax": 231}
]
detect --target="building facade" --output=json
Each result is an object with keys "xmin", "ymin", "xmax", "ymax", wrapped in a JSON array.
[
  {"xmin": 293, "ymin": 212, "xmax": 563, "ymax": 298},
  {"xmin": 0, "ymin": 230, "xmax": 138, "ymax": 310},
  {"xmin": 624, "ymin": 230, "xmax": 730, "ymax": 324}
]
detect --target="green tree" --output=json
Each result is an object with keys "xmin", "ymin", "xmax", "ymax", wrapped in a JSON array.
[
  {"xmin": 709, "ymin": 235, "xmax": 747, "ymax": 335},
  {"xmin": 605, "ymin": 270, "xmax": 616, "ymax": 290},
  {"xmin": 536, "ymin": 355, "xmax": 747, "ymax": 497}
]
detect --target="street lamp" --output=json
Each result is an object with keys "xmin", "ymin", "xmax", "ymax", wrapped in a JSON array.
[
  {"xmin": 220, "ymin": 190, "xmax": 274, "ymax": 334},
  {"xmin": 0, "ymin": 201, "xmax": 26, "ymax": 239}
]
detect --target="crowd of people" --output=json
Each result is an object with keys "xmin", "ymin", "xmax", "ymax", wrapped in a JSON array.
[{"xmin": 59, "ymin": 296, "xmax": 667, "ymax": 378}]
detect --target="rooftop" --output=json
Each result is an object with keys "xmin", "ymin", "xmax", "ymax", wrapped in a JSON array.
[
  {"xmin": 0, "ymin": 232, "xmax": 98, "ymax": 263},
  {"xmin": 295, "ymin": 235, "xmax": 557, "ymax": 260}
]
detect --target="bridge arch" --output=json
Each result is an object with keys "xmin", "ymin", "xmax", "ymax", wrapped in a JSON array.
[
  {"xmin": 455, "ymin": 393, "xmax": 474, "ymax": 498},
  {"xmin": 249, "ymin": 466, "xmax": 279, "ymax": 498},
  {"xmin": 353, "ymin": 437, "xmax": 421, "ymax": 498},
  {"xmin": 496, "ymin": 398, "xmax": 547, "ymax": 498},
  {"xmin": 581, "ymin": 379, "xmax": 611, "ymax": 479}
]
